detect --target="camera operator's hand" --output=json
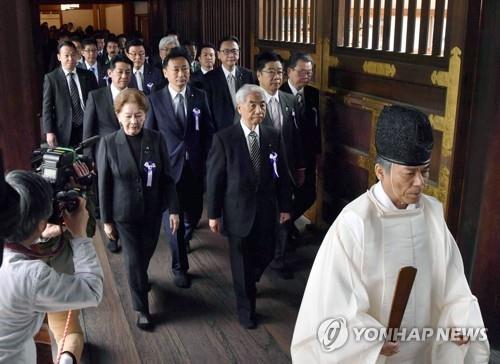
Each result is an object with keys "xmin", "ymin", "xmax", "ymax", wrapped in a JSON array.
[
  {"xmin": 104, "ymin": 223, "xmax": 117, "ymax": 241},
  {"xmin": 62, "ymin": 197, "xmax": 89, "ymax": 238},
  {"xmin": 46, "ymin": 133, "xmax": 58, "ymax": 148},
  {"xmin": 40, "ymin": 223, "xmax": 65, "ymax": 240}
]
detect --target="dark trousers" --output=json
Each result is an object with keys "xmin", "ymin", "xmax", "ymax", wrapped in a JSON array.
[
  {"xmin": 228, "ymin": 213, "xmax": 276, "ymax": 322},
  {"xmin": 163, "ymin": 164, "xmax": 204, "ymax": 273},
  {"xmin": 115, "ymin": 215, "xmax": 162, "ymax": 313},
  {"xmin": 272, "ymin": 167, "xmax": 316, "ymax": 269}
]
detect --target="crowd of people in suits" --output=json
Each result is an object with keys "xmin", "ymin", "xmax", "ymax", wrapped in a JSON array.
[{"xmin": 39, "ymin": 23, "xmax": 321, "ymax": 359}]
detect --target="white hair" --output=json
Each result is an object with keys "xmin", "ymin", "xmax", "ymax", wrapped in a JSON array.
[
  {"xmin": 159, "ymin": 35, "xmax": 180, "ymax": 50},
  {"xmin": 235, "ymin": 84, "xmax": 266, "ymax": 105}
]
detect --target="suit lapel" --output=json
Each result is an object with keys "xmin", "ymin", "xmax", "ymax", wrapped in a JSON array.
[
  {"xmin": 76, "ymin": 69, "xmax": 88, "ymax": 101},
  {"xmin": 161, "ymin": 87, "xmax": 185, "ymax": 136},
  {"xmin": 56, "ymin": 68, "xmax": 71, "ymax": 105},
  {"xmin": 216, "ymin": 68, "xmax": 233, "ymax": 104},
  {"xmin": 105, "ymin": 87, "xmax": 119, "ymax": 126},
  {"xmin": 234, "ymin": 125, "xmax": 256, "ymax": 180},
  {"xmin": 185, "ymin": 86, "xmax": 196, "ymax": 137}
]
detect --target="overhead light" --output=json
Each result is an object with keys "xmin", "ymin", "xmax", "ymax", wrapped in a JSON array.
[{"xmin": 61, "ymin": 4, "xmax": 80, "ymax": 11}]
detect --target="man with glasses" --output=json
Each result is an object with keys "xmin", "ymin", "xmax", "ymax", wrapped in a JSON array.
[
  {"xmin": 81, "ymin": 38, "xmax": 108, "ymax": 88},
  {"xmin": 255, "ymin": 51, "xmax": 305, "ymax": 280},
  {"xmin": 126, "ymin": 39, "xmax": 163, "ymax": 95},
  {"xmin": 202, "ymin": 35, "xmax": 256, "ymax": 131},
  {"xmin": 280, "ymin": 52, "xmax": 322, "ymax": 240}
]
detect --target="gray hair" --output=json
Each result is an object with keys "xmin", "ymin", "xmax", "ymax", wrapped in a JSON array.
[
  {"xmin": 5, "ymin": 171, "xmax": 53, "ymax": 243},
  {"xmin": 159, "ymin": 35, "xmax": 180, "ymax": 50},
  {"xmin": 375, "ymin": 155, "xmax": 392, "ymax": 173},
  {"xmin": 235, "ymin": 84, "xmax": 266, "ymax": 105}
]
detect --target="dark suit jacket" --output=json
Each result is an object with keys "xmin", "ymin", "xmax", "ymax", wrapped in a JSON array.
[
  {"xmin": 189, "ymin": 69, "xmax": 205, "ymax": 90},
  {"xmin": 207, "ymin": 123, "xmax": 292, "ymax": 237},
  {"xmin": 82, "ymin": 86, "xmax": 119, "ymax": 157},
  {"xmin": 97, "ymin": 128, "xmax": 179, "ymax": 224},
  {"xmin": 128, "ymin": 63, "xmax": 164, "ymax": 95},
  {"xmin": 42, "ymin": 67, "xmax": 98, "ymax": 147},
  {"xmin": 145, "ymin": 85, "xmax": 214, "ymax": 183},
  {"xmin": 280, "ymin": 83, "xmax": 321, "ymax": 165},
  {"xmin": 82, "ymin": 62, "xmax": 109, "ymax": 88},
  {"xmin": 202, "ymin": 66, "xmax": 256, "ymax": 131},
  {"xmin": 260, "ymin": 91, "xmax": 305, "ymax": 185}
]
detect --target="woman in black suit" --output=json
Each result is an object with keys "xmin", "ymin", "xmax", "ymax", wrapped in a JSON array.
[{"xmin": 97, "ymin": 89, "xmax": 179, "ymax": 330}]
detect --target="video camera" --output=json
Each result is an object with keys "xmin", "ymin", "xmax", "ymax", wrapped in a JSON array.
[{"xmin": 31, "ymin": 136, "xmax": 100, "ymax": 224}]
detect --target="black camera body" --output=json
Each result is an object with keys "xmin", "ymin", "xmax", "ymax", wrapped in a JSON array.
[{"xmin": 31, "ymin": 139, "xmax": 98, "ymax": 223}]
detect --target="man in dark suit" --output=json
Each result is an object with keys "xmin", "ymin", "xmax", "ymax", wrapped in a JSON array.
[
  {"xmin": 83, "ymin": 54, "xmax": 133, "ymax": 156},
  {"xmin": 42, "ymin": 41, "xmax": 98, "ymax": 148},
  {"xmin": 255, "ymin": 51, "xmax": 305, "ymax": 279},
  {"xmin": 202, "ymin": 36, "xmax": 256, "ymax": 131},
  {"xmin": 280, "ymin": 52, "xmax": 322, "ymax": 238},
  {"xmin": 126, "ymin": 39, "xmax": 163, "ymax": 95},
  {"xmin": 81, "ymin": 38, "xmax": 109, "ymax": 88},
  {"xmin": 146, "ymin": 47, "xmax": 214, "ymax": 288},
  {"xmin": 189, "ymin": 43, "xmax": 216, "ymax": 89},
  {"xmin": 99, "ymin": 36, "xmax": 119, "ymax": 67},
  {"xmin": 207, "ymin": 84, "xmax": 292, "ymax": 329}
]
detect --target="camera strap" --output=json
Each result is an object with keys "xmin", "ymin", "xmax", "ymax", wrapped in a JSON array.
[{"xmin": 4, "ymin": 234, "xmax": 65, "ymax": 260}]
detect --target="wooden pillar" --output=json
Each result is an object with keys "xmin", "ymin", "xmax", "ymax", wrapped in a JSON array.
[
  {"xmin": 0, "ymin": 0, "xmax": 41, "ymax": 170},
  {"xmin": 458, "ymin": 0, "xmax": 500, "ymax": 344}
]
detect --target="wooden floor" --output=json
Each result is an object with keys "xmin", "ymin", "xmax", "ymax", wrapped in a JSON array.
[{"xmin": 79, "ymin": 218, "xmax": 324, "ymax": 364}]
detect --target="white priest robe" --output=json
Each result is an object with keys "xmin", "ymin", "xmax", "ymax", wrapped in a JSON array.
[{"xmin": 291, "ymin": 182, "xmax": 490, "ymax": 364}]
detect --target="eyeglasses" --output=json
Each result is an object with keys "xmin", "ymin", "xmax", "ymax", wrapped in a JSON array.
[
  {"xmin": 220, "ymin": 49, "xmax": 239, "ymax": 55},
  {"xmin": 261, "ymin": 69, "xmax": 284, "ymax": 77},
  {"xmin": 293, "ymin": 68, "xmax": 313, "ymax": 77}
]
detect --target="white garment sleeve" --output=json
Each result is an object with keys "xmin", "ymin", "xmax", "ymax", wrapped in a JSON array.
[
  {"xmin": 430, "ymin": 224, "xmax": 490, "ymax": 363},
  {"xmin": 31, "ymin": 237, "xmax": 104, "ymax": 312},
  {"xmin": 291, "ymin": 212, "xmax": 385, "ymax": 364}
]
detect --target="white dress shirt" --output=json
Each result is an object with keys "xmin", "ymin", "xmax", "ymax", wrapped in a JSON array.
[
  {"xmin": 221, "ymin": 64, "xmax": 237, "ymax": 80},
  {"xmin": 110, "ymin": 84, "xmax": 126, "ymax": 101},
  {"xmin": 62, "ymin": 67, "xmax": 84, "ymax": 109},
  {"xmin": 240, "ymin": 120, "xmax": 260, "ymax": 154},
  {"xmin": 264, "ymin": 91, "xmax": 282, "ymax": 127},
  {"xmin": 287, "ymin": 79, "xmax": 301, "ymax": 96},
  {"xmin": 0, "ymin": 237, "xmax": 104, "ymax": 363},
  {"xmin": 168, "ymin": 84, "xmax": 187, "ymax": 116}
]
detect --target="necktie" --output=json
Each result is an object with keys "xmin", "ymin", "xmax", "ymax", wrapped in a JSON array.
[
  {"xmin": 227, "ymin": 74, "xmax": 237, "ymax": 108},
  {"xmin": 68, "ymin": 73, "xmax": 83, "ymax": 126},
  {"xmin": 175, "ymin": 93, "xmax": 186, "ymax": 127},
  {"xmin": 268, "ymin": 98, "xmax": 281, "ymax": 130},
  {"xmin": 135, "ymin": 71, "xmax": 143, "ymax": 91},
  {"xmin": 248, "ymin": 131, "xmax": 260, "ymax": 175},
  {"xmin": 296, "ymin": 90, "xmax": 304, "ymax": 111},
  {"xmin": 89, "ymin": 66, "xmax": 98, "ymax": 82}
]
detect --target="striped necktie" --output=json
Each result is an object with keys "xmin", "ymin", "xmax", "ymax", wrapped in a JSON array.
[{"xmin": 248, "ymin": 130, "xmax": 260, "ymax": 175}]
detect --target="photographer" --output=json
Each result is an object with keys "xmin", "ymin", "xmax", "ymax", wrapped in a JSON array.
[{"xmin": 0, "ymin": 171, "xmax": 103, "ymax": 364}]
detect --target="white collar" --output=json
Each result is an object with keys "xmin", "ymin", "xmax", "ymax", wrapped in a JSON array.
[
  {"xmin": 264, "ymin": 91, "xmax": 280, "ymax": 104},
  {"xmin": 373, "ymin": 181, "xmax": 418, "ymax": 210},
  {"xmin": 287, "ymin": 80, "xmax": 301, "ymax": 96},
  {"xmin": 85, "ymin": 61, "xmax": 97, "ymax": 70},
  {"xmin": 134, "ymin": 64, "xmax": 145, "ymax": 74},
  {"xmin": 168, "ymin": 84, "xmax": 187, "ymax": 100},
  {"xmin": 61, "ymin": 67, "xmax": 76, "ymax": 76},
  {"xmin": 110, "ymin": 84, "xmax": 126, "ymax": 100},
  {"xmin": 221, "ymin": 65, "xmax": 237, "ymax": 79},
  {"xmin": 201, "ymin": 67, "xmax": 211, "ymax": 74},
  {"xmin": 240, "ymin": 120, "xmax": 260, "ymax": 137}
]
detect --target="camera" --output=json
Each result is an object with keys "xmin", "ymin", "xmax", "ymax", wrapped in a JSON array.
[{"xmin": 31, "ymin": 136, "xmax": 99, "ymax": 224}]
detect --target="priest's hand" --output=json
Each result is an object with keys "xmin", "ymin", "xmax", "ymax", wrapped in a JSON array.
[
  {"xmin": 450, "ymin": 328, "xmax": 470, "ymax": 346},
  {"xmin": 169, "ymin": 214, "xmax": 180, "ymax": 234},
  {"xmin": 380, "ymin": 341, "xmax": 400, "ymax": 356},
  {"xmin": 209, "ymin": 218, "xmax": 221, "ymax": 234},
  {"xmin": 279, "ymin": 212, "xmax": 291, "ymax": 224}
]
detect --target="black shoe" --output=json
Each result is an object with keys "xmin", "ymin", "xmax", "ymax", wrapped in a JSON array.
[
  {"xmin": 136, "ymin": 312, "xmax": 154, "ymax": 331},
  {"xmin": 107, "ymin": 239, "xmax": 121, "ymax": 253},
  {"xmin": 173, "ymin": 272, "xmax": 191, "ymax": 288},
  {"xmin": 239, "ymin": 316, "xmax": 257, "ymax": 329}
]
